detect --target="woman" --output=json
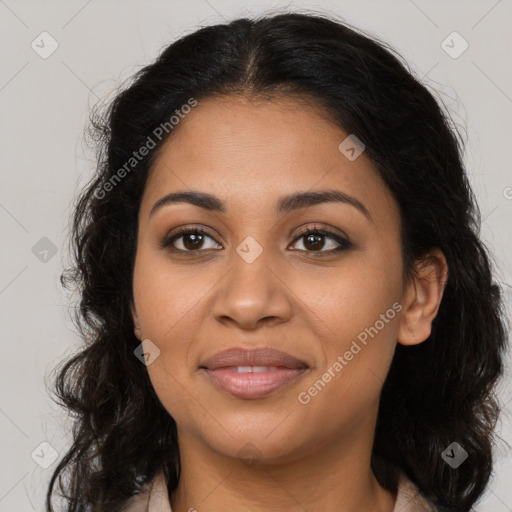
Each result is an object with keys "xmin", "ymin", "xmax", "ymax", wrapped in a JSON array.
[{"xmin": 46, "ymin": 11, "xmax": 508, "ymax": 512}]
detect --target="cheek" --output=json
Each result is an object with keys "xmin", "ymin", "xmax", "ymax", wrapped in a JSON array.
[
  {"xmin": 293, "ymin": 249, "xmax": 402, "ymax": 414},
  {"xmin": 295, "ymin": 248, "xmax": 402, "ymax": 349},
  {"xmin": 132, "ymin": 248, "xmax": 216, "ymax": 421},
  {"xmin": 132, "ymin": 245, "xmax": 212, "ymax": 340},
  {"xmin": 295, "ymin": 306, "xmax": 400, "ymax": 437},
  {"xmin": 145, "ymin": 359, "xmax": 190, "ymax": 422},
  {"xmin": 140, "ymin": 314, "xmax": 200, "ymax": 426}
]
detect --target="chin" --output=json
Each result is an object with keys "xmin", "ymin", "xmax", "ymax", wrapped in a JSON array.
[{"xmin": 196, "ymin": 422, "xmax": 312, "ymax": 465}]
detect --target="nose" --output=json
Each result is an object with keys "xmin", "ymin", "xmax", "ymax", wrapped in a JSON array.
[{"xmin": 211, "ymin": 244, "xmax": 294, "ymax": 330}]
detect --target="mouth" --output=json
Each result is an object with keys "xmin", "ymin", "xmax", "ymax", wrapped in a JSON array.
[{"xmin": 199, "ymin": 347, "xmax": 309, "ymax": 400}]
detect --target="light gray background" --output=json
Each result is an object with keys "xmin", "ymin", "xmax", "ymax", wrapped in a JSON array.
[{"xmin": 0, "ymin": 1, "xmax": 511, "ymax": 510}]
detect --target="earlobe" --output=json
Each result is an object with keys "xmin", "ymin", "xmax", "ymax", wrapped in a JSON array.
[
  {"xmin": 130, "ymin": 301, "xmax": 142, "ymax": 340},
  {"xmin": 397, "ymin": 248, "xmax": 448, "ymax": 347}
]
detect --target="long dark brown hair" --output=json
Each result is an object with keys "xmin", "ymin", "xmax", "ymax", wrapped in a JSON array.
[{"xmin": 46, "ymin": 11, "xmax": 509, "ymax": 512}]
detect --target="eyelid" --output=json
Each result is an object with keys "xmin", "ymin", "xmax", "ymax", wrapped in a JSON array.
[{"xmin": 292, "ymin": 223, "xmax": 349, "ymax": 242}]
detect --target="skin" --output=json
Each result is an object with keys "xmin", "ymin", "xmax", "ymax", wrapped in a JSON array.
[{"xmin": 130, "ymin": 94, "xmax": 448, "ymax": 512}]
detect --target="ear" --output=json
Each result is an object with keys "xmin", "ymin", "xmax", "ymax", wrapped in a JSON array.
[
  {"xmin": 397, "ymin": 248, "xmax": 449, "ymax": 346},
  {"xmin": 130, "ymin": 300, "xmax": 143, "ymax": 341}
]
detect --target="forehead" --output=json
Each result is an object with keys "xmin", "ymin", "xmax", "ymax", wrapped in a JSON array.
[{"xmin": 140, "ymin": 94, "xmax": 398, "ymax": 226}]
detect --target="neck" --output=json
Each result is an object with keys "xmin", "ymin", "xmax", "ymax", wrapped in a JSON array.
[{"xmin": 169, "ymin": 420, "xmax": 396, "ymax": 512}]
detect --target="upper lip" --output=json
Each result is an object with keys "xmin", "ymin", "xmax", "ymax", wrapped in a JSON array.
[{"xmin": 200, "ymin": 347, "xmax": 309, "ymax": 370}]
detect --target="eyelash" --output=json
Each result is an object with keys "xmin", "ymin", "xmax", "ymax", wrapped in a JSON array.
[{"xmin": 160, "ymin": 225, "xmax": 352, "ymax": 257}]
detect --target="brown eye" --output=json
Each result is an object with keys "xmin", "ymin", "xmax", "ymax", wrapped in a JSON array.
[
  {"xmin": 161, "ymin": 228, "xmax": 222, "ymax": 253},
  {"xmin": 290, "ymin": 228, "xmax": 352, "ymax": 256},
  {"xmin": 302, "ymin": 232, "xmax": 327, "ymax": 251}
]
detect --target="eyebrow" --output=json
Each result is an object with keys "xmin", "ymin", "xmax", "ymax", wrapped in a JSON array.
[{"xmin": 149, "ymin": 189, "xmax": 373, "ymax": 223}]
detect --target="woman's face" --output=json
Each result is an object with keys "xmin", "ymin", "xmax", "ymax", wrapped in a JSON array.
[{"xmin": 131, "ymin": 94, "xmax": 412, "ymax": 463}]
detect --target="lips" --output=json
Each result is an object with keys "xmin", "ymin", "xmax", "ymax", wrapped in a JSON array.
[
  {"xmin": 199, "ymin": 347, "xmax": 308, "ymax": 370},
  {"xmin": 199, "ymin": 347, "xmax": 309, "ymax": 399}
]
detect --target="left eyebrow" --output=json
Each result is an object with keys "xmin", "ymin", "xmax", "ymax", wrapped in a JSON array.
[
  {"xmin": 276, "ymin": 189, "xmax": 373, "ymax": 223},
  {"xmin": 149, "ymin": 189, "xmax": 373, "ymax": 223}
]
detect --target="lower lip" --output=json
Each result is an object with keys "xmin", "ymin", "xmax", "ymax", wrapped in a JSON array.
[{"xmin": 202, "ymin": 367, "xmax": 308, "ymax": 399}]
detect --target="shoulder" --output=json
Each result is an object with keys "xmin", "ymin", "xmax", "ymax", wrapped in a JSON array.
[
  {"xmin": 121, "ymin": 470, "xmax": 172, "ymax": 512},
  {"xmin": 394, "ymin": 472, "xmax": 439, "ymax": 512}
]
